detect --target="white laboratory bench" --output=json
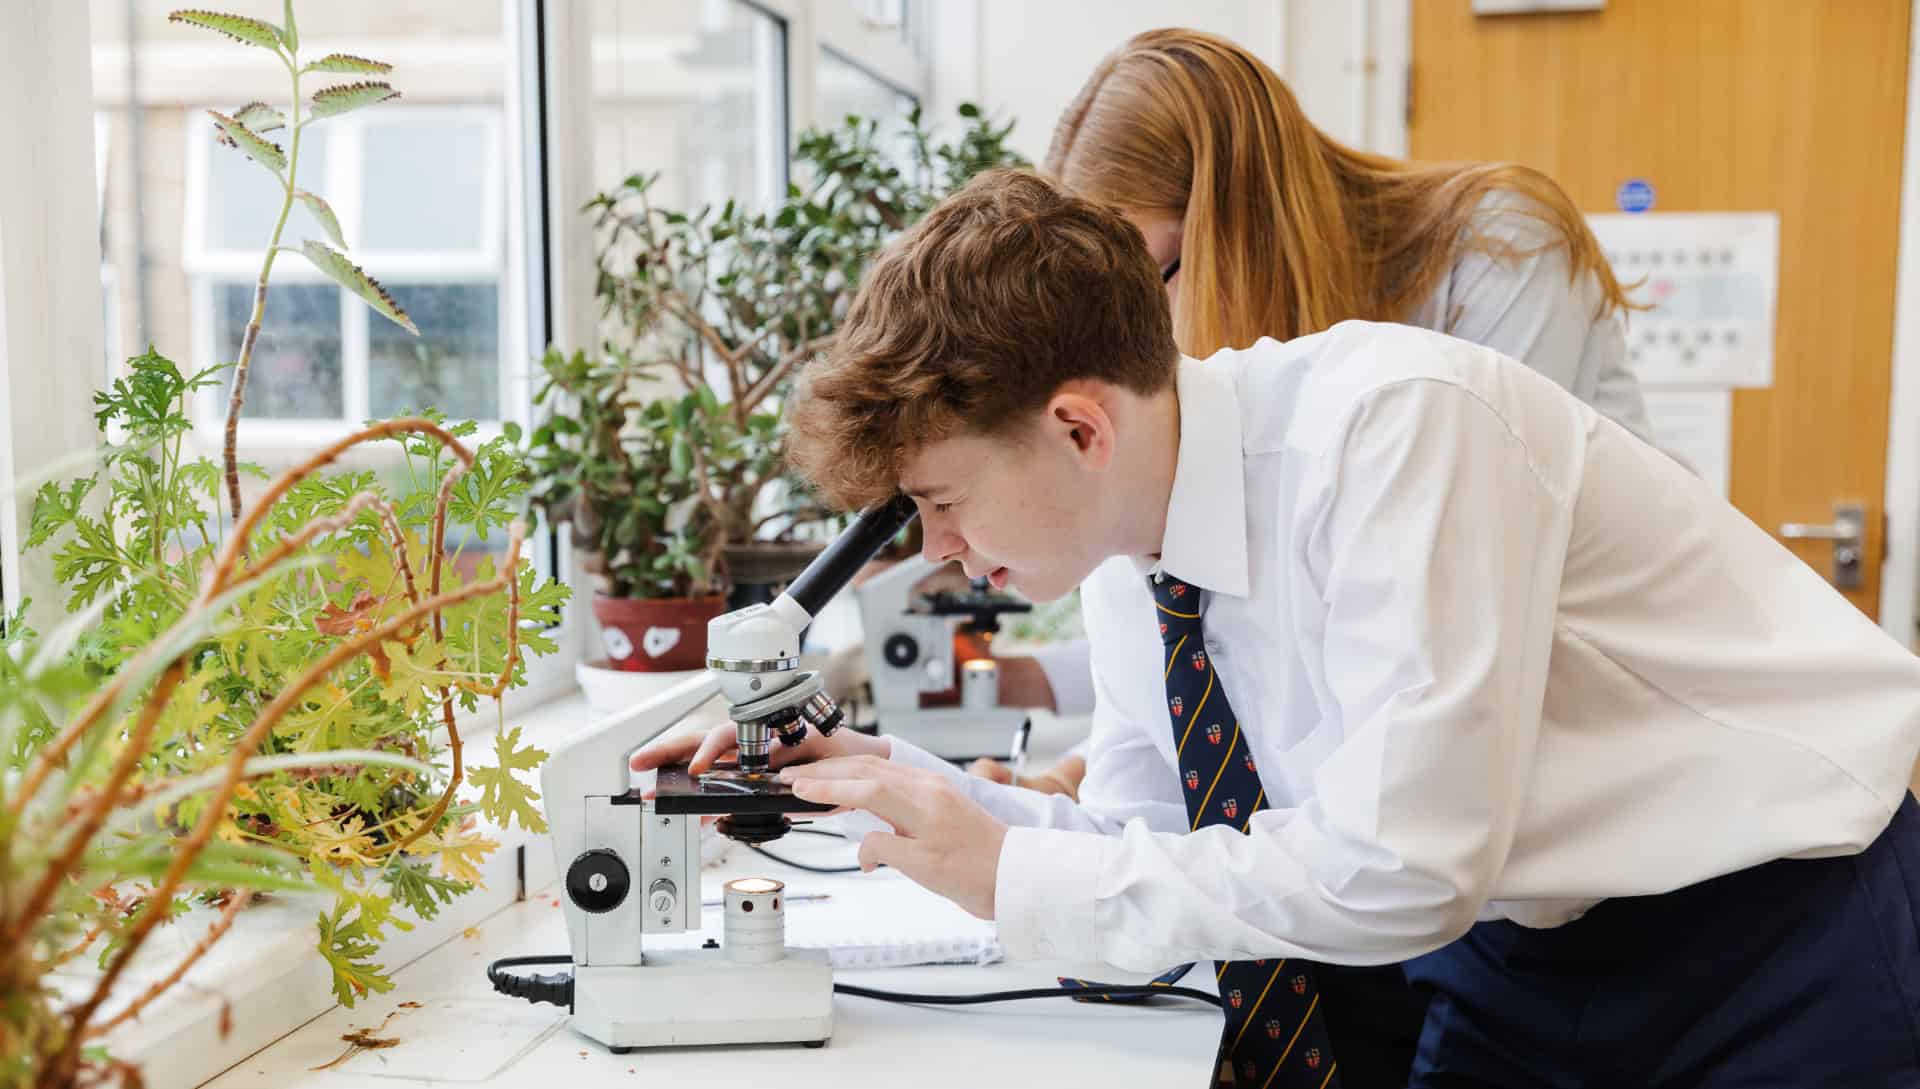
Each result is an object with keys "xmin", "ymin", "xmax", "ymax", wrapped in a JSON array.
[{"xmin": 195, "ymin": 808, "xmax": 1223, "ymax": 1089}]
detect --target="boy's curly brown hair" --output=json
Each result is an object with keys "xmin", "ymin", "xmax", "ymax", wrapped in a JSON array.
[{"xmin": 786, "ymin": 168, "xmax": 1178, "ymax": 511}]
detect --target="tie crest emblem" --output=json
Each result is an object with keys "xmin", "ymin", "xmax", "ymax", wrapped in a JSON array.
[
  {"xmin": 1254, "ymin": 959, "xmax": 1267, "ymax": 967},
  {"xmin": 1292, "ymin": 974, "xmax": 1308, "ymax": 995},
  {"xmin": 1227, "ymin": 988, "xmax": 1243, "ymax": 1009},
  {"xmin": 1184, "ymin": 769, "xmax": 1200, "ymax": 791},
  {"xmin": 1305, "ymin": 1049, "xmax": 1322, "ymax": 1069},
  {"xmin": 1170, "ymin": 696, "xmax": 1184, "ymax": 717},
  {"xmin": 1169, "ymin": 583, "xmax": 1187, "ymax": 598},
  {"xmin": 1205, "ymin": 723, "xmax": 1223, "ymax": 745},
  {"xmin": 1242, "ymin": 1060, "xmax": 1258, "ymax": 1081},
  {"xmin": 1243, "ymin": 752, "xmax": 1257, "ymax": 773},
  {"xmin": 1222, "ymin": 797, "xmax": 1239, "ymax": 819},
  {"xmin": 1158, "ymin": 621, "xmax": 1168, "ymax": 636},
  {"xmin": 1191, "ymin": 649, "xmax": 1207, "ymax": 671},
  {"xmin": 1266, "ymin": 1019, "xmax": 1283, "ymax": 1040}
]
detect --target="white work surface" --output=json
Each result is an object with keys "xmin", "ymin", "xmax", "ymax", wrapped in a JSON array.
[{"xmin": 200, "ymin": 815, "xmax": 1223, "ymax": 1088}]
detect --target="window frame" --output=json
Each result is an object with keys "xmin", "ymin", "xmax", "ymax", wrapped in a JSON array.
[{"xmin": 811, "ymin": 0, "xmax": 926, "ymax": 120}]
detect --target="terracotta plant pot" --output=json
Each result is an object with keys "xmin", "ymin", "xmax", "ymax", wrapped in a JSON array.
[{"xmin": 591, "ymin": 593, "xmax": 727, "ymax": 672}]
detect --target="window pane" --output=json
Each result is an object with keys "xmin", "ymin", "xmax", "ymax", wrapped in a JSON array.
[
  {"xmin": 816, "ymin": 46, "xmax": 918, "ymax": 170},
  {"xmin": 92, "ymin": 0, "xmax": 514, "ymax": 437},
  {"xmin": 368, "ymin": 283, "xmax": 500, "ymax": 422},
  {"xmin": 592, "ymin": 0, "xmax": 787, "ymax": 210},
  {"xmin": 206, "ymin": 124, "xmax": 332, "ymax": 252},
  {"xmin": 215, "ymin": 282, "xmax": 344, "ymax": 419},
  {"xmin": 361, "ymin": 118, "xmax": 494, "ymax": 253}
]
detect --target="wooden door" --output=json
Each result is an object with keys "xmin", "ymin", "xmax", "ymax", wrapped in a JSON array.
[{"xmin": 1410, "ymin": 0, "xmax": 1911, "ymax": 617}]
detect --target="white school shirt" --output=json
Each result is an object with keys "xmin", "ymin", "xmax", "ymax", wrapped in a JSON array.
[
  {"xmin": 1031, "ymin": 195, "xmax": 1655, "ymax": 718},
  {"xmin": 888, "ymin": 321, "xmax": 1920, "ymax": 972}
]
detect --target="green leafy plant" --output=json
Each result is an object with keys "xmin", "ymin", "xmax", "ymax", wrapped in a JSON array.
[
  {"xmin": 4, "ymin": 8, "xmax": 566, "ymax": 1087},
  {"xmin": 528, "ymin": 105, "xmax": 1027, "ymax": 599}
]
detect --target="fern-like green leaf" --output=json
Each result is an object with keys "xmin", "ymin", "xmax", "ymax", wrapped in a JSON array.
[
  {"xmin": 207, "ymin": 109, "xmax": 286, "ymax": 175},
  {"xmin": 232, "ymin": 100, "xmax": 285, "ymax": 134},
  {"xmin": 26, "ymin": 477, "xmax": 95, "ymax": 550},
  {"xmin": 168, "ymin": 10, "xmax": 285, "ymax": 52},
  {"xmin": 294, "ymin": 189, "xmax": 349, "ymax": 251},
  {"xmin": 385, "ymin": 860, "xmax": 471, "ymax": 922},
  {"xmin": 281, "ymin": 0, "xmax": 298, "ymax": 51},
  {"xmin": 316, "ymin": 902, "xmax": 397, "ymax": 1006},
  {"xmin": 299, "ymin": 240, "xmax": 418, "ymax": 334},
  {"xmin": 304, "ymin": 53, "xmax": 393, "ymax": 75},
  {"xmin": 310, "ymin": 81, "xmax": 401, "ymax": 120}
]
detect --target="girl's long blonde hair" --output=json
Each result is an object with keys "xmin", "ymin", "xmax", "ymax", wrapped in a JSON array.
[{"xmin": 1046, "ymin": 27, "xmax": 1636, "ymax": 358}]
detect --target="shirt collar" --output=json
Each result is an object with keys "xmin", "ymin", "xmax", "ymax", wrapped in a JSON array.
[{"xmin": 1135, "ymin": 356, "xmax": 1250, "ymax": 598}]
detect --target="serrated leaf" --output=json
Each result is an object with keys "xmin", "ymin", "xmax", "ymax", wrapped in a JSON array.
[
  {"xmin": 412, "ymin": 823, "xmax": 497, "ymax": 885},
  {"xmin": 207, "ymin": 109, "xmax": 286, "ymax": 175},
  {"xmin": 310, "ymin": 80, "xmax": 401, "ymax": 120},
  {"xmin": 299, "ymin": 240, "xmax": 418, "ymax": 334},
  {"xmin": 386, "ymin": 859, "xmax": 472, "ymax": 920},
  {"xmin": 316, "ymin": 900, "xmax": 397, "ymax": 1006},
  {"xmin": 168, "ymin": 10, "xmax": 285, "ymax": 51},
  {"xmin": 468, "ymin": 727, "xmax": 548, "ymax": 833},
  {"xmin": 377, "ymin": 637, "xmax": 448, "ymax": 717},
  {"xmin": 26, "ymin": 476, "xmax": 95, "ymax": 549},
  {"xmin": 304, "ymin": 52, "xmax": 393, "ymax": 75},
  {"xmin": 294, "ymin": 189, "xmax": 348, "ymax": 250},
  {"xmin": 232, "ymin": 100, "xmax": 285, "ymax": 134}
]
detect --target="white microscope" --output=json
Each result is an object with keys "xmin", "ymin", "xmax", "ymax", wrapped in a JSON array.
[
  {"xmin": 509, "ymin": 497, "xmax": 919, "ymax": 1053},
  {"xmin": 853, "ymin": 554, "xmax": 1034, "ymax": 760}
]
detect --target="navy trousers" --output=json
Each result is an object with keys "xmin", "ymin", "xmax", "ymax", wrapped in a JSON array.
[{"xmin": 1402, "ymin": 795, "xmax": 1920, "ymax": 1088}]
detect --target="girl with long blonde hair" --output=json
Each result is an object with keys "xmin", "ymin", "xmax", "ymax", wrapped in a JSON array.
[{"xmin": 1047, "ymin": 27, "xmax": 1651, "ymax": 432}]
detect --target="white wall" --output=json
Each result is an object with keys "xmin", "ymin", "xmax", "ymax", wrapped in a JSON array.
[
  {"xmin": 0, "ymin": 1, "xmax": 105, "ymax": 632},
  {"xmin": 947, "ymin": 0, "xmax": 1408, "ymax": 164},
  {"xmin": 1879, "ymin": 3, "xmax": 1920, "ymax": 650}
]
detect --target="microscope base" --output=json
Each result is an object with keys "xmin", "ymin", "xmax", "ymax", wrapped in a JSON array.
[{"xmin": 571, "ymin": 949, "xmax": 834, "ymax": 1050}]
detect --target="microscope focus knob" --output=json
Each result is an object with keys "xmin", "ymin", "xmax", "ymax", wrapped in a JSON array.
[
  {"xmin": 648, "ymin": 878, "xmax": 678, "ymax": 917},
  {"xmin": 565, "ymin": 849, "xmax": 630, "ymax": 915},
  {"xmin": 882, "ymin": 633, "xmax": 919, "ymax": 669}
]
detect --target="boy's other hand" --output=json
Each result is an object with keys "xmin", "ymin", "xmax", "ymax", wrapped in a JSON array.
[
  {"xmin": 967, "ymin": 754, "xmax": 1087, "ymax": 799},
  {"xmin": 780, "ymin": 756, "xmax": 1008, "ymax": 920}
]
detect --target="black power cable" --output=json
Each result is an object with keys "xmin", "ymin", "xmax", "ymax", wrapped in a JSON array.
[
  {"xmin": 745, "ymin": 842, "xmax": 866, "ymax": 874},
  {"xmin": 744, "ymin": 825, "xmax": 866, "ymax": 873},
  {"xmin": 488, "ymin": 952, "xmax": 1220, "ymax": 1013},
  {"xmin": 487, "ymin": 954, "xmax": 573, "ymax": 1008},
  {"xmin": 834, "ymin": 981, "xmax": 1221, "ymax": 1008}
]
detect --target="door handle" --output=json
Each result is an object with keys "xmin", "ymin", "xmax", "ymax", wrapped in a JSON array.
[{"xmin": 1778, "ymin": 502, "xmax": 1865, "ymax": 589}]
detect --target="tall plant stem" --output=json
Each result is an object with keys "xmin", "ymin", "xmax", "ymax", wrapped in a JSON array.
[{"xmin": 223, "ymin": 55, "xmax": 303, "ymax": 524}]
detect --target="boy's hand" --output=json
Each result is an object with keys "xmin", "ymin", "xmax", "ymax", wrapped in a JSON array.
[
  {"xmin": 628, "ymin": 720, "xmax": 890, "ymax": 777},
  {"xmin": 780, "ymin": 756, "xmax": 1008, "ymax": 920}
]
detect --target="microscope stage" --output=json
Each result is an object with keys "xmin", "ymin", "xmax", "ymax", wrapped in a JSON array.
[{"xmin": 647, "ymin": 764, "xmax": 836, "ymax": 816}]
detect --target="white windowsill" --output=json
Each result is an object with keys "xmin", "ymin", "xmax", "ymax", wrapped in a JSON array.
[{"xmin": 67, "ymin": 684, "xmax": 602, "ymax": 1089}]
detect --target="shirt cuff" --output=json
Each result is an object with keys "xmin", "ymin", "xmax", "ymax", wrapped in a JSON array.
[
  {"xmin": 994, "ymin": 826, "xmax": 1109, "ymax": 962},
  {"xmin": 1030, "ymin": 639, "xmax": 1096, "ymax": 718}
]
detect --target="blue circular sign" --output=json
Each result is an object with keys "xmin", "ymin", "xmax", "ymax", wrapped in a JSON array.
[{"xmin": 1617, "ymin": 178, "xmax": 1656, "ymax": 214}]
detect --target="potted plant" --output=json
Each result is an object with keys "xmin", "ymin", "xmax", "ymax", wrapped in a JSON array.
[
  {"xmin": 7, "ymin": 9, "xmax": 563, "ymax": 1084},
  {"xmin": 533, "ymin": 105, "xmax": 1029, "ymax": 673},
  {"xmin": 526, "ymin": 345, "xmax": 727, "ymax": 672}
]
